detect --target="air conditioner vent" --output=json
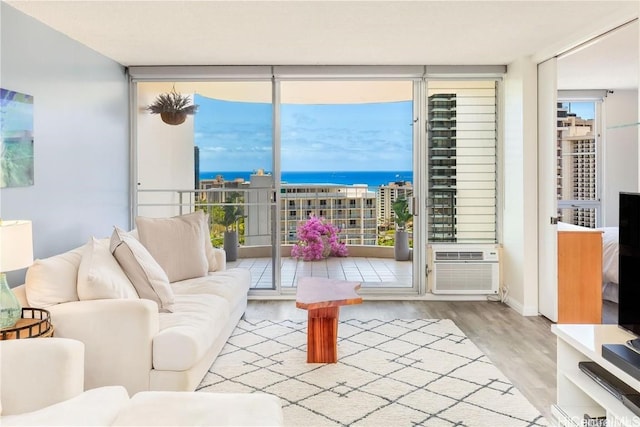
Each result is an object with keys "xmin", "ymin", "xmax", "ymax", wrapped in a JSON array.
[
  {"xmin": 430, "ymin": 244, "xmax": 500, "ymax": 295},
  {"xmin": 435, "ymin": 251, "xmax": 484, "ymax": 261}
]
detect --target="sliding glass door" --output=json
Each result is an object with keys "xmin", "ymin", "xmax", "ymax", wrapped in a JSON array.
[{"xmin": 278, "ymin": 80, "xmax": 416, "ymax": 292}]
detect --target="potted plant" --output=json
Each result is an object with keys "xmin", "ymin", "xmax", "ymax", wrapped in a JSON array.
[
  {"xmin": 392, "ymin": 196, "xmax": 412, "ymax": 261},
  {"xmin": 291, "ymin": 215, "xmax": 348, "ymax": 261},
  {"xmin": 219, "ymin": 193, "xmax": 244, "ymax": 262},
  {"xmin": 146, "ymin": 89, "xmax": 198, "ymax": 125}
]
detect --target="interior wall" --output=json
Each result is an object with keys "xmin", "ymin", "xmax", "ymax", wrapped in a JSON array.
[
  {"xmin": 0, "ymin": 3, "xmax": 129, "ymax": 285},
  {"xmin": 502, "ymin": 57, "xmax": 539, "ymax": 316},
  {"xmin": 602, "ymin": 90, "xmax": 639, "ymax": 226},
  {"xmin": 136, "ymin": 82, "xmax": 195, "ymax": 219}
]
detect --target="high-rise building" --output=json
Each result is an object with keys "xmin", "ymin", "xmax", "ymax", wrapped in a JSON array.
[
  {"xmin": 427, "ymin": 93, "xmax": 457, "ymax": 242},
  {"xmin": 377, "ymin": 182, "xmax": 413, "ymax": 228},
  {"xmin": 556, "ymin": 104, "xmax": 597, "ymax": 227},
  {"xmin": 281, "ymin": 183, "xmax": 377, "ymax": 246}
]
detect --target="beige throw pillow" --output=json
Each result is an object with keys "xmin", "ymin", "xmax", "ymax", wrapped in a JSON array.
[
  {"xmin": 77, "ymin": 237, "xmax": 139, "ymax": 301},
  {"xmin": 135, "ymin": 211, "xmax": 211, "ymax": 282},
  {"xmin": 110, "ymin": 227, "xmax": 174, "ymax": 312}
]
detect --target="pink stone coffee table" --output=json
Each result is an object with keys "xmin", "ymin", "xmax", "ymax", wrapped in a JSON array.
[{"xmin": 295, "ymin": 277, "xmax": 362, "ymax": 363}]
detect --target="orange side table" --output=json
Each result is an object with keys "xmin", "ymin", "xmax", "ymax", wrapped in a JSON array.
[{"xmin": 295, "ymin": 277, "xmax": 362, "ymax": 363}]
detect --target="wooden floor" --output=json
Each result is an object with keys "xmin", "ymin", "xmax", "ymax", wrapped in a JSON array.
[{"xmin": 246, "ymin": 299, "xmax": 558, "ymax": 422}]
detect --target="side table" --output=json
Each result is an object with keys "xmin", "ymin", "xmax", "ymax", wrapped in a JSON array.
[
  {"xmin": 0, "ymin": 307, "xmax": 54, "ymax": 340},
  {"xmin": 295, "ymin": 277, "xmax": 362, "ymax": 363}
]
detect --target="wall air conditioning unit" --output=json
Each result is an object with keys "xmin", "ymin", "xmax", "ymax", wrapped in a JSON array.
[{"xmin": 430, "ymin": 244, "xmax": 500, "ymax": 294}]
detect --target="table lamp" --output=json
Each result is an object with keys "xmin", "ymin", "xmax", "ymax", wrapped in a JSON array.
[{"xmin": 0, "ymin": 220, "xmax": 33, "ymax": 329}]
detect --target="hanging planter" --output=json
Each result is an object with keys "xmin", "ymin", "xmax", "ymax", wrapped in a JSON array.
[{"xmin": 146, "ymin": 88, "xmax": 198, "ymax": 125}]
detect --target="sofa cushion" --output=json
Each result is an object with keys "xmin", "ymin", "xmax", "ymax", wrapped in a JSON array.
[
  {"xmin": 136, "ymin": 212, "xmax": 209, "ymax": 282},
  {"xmin": 110, "ymin": 227, "xmax": 174, "ymax": 313},
  {"xmin": 170, "ymin": 268, "xmax": 251, "ymax": 311},
  {"xmin": 153, "ymin": 294, "xmax": 230, "ymax": 371},
  {"xmin": 77, "ymin": 237, "xmax": 139, "ymax": 301},
  {"xmin": 25, "ymin": 245, "xmax": 85, "ymax": 308}
]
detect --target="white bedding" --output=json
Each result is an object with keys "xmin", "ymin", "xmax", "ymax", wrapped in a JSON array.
[{"xmin": 599, "ymin": 226, "xmax": 619, "ymax": 285}]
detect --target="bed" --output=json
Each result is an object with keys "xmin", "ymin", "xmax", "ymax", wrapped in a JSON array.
[{"xmin": 558, "ymin": 222, "xmax": 619, "ymax": 303}]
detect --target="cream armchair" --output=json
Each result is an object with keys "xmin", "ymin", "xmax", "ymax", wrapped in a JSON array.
[{"xmin": 0, "ymin": 338, "xmax": 283, "ymax": 427}]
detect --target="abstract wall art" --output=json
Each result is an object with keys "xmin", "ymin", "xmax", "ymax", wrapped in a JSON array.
[{"xmin": 1, "ymin": 88, "xmax": 34, "ymax": 188}]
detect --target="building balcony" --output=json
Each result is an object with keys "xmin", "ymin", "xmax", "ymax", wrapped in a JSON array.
[{"xmin": 229, "ymin": 244, "xmax": 413, "ymax": 289}]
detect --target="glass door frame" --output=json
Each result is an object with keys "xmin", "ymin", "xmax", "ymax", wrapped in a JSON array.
[
  {"xmin": 273, "ymin": 74, "xmax": 424, "ymax": 297},
  {"xmin": 129, "ymin": 66, "xmax": 505, "ymax": 297}
]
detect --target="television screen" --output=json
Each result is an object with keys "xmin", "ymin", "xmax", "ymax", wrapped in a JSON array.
[{"xmin": 618, "ymin": 192, "xmax": 640, "ymax": 347}]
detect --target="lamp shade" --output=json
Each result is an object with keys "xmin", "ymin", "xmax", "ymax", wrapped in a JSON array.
[{"xmin": 0, "ymin": 220, "xmax": 33, "ymax": 272}]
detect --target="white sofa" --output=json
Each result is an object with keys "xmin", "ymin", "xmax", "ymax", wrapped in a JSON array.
[
  {"xmin": 12, "ymin": 212, "xmax": 252, "ymax": 396},
  {"xmin": 0, "ymin": 338, "xmax": 283, "ymax": 426}
]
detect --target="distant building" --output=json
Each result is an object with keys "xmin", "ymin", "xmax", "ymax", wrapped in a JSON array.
[
  {"xmin": 281, "ymin": 183, "xmax": 377, "ymax": 246},
  {"xmin": 202, "ymin": 173, "xmax": 409, "ymax": 246},
  {"xmin": 377, "ymin": 182, "xmax": 413, "ymax": 227},
  {"xmin": 556, "ymin": 103, "xmax": 596, "ymax": 228}
]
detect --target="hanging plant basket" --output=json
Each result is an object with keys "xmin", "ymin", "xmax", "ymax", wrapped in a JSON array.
[
  {"xmin": 146, "ymin": 88, "xmax": 198, "ymax": 126},
  {"xmin": 160, "ymin": 111, "xmax": 187, "ymax": 125}
]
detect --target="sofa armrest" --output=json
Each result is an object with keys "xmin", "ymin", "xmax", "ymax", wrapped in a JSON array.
[
  {"xmin": 1, "ymin": 386, "xmax": 129, "ymax": 427},
  {"xmin": 1, "ymin": 338, "xmax": 84, "ymax": 416},
  {"xmin": 48, "ymin": 299, "xmax": 159, "ymax": 395},
  {"xmin": 213, "ymin": 247, "xmax": 226, "ymax": 271}
]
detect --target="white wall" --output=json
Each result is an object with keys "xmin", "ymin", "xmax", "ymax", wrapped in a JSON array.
[
  {"xmin": 136, "ymin": 82, "xmax": 195, "ymax": 219},
  {"xmin": 502, "ymin": 57, "xmax": 540, "ymax": 316},
  {"xmin": 0, "ymin": 3, "xmax": 129, "ymax": 284},
  {"xmin": 602, "ymin": 90, "xmax": 638, "ymax": 226}
]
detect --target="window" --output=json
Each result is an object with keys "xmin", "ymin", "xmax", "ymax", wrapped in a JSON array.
[{"xmin": 427, "ymin": 80, "xmax": 498, "ymax": 243}]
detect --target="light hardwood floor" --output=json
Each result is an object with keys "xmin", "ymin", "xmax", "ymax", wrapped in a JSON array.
[{"xmin": 245, "ymin": 300, "xmax": 558, "ymax": 422}]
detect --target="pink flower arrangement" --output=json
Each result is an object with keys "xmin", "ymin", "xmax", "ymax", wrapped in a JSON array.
[{"xmin": 291, "ymin": 215, "xmax": 348, "ymax": 261}]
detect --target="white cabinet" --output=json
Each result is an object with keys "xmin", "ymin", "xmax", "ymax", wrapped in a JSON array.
[{"xmin": 552, "ymin": 324, "xmax": 640, "ymax": 426}]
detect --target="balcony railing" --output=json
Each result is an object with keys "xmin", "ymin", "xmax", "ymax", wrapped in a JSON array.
[{"xmin": 136, "ymin": 187, "xmax": 412, "ymax": 256}]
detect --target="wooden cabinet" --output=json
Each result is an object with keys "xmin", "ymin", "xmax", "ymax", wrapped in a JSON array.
[
  {"xmin": 552, "ymin": 324, "xmax": 640, "ymax": 426},
  {"xmin": 557, "ymin": 230, "xmax": 602, "ymax": 324}
]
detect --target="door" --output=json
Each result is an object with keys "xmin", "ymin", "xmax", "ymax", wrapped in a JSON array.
[
  {"xmin": 538, "ymin": 58, "xmax": 559, "ymax": 321},
  {"xmin": 278, "ymin": 79, "xmax": 418, "ymax": 293}
]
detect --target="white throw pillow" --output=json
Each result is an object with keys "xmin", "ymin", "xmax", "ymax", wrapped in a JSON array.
[
  {"xmin": 77, "ymin": 237, "xmax": 139, "ymax": 301},
  {"xmin": 25, "ymin": 245, "xmax": 84, "ymax": 308},
  {"xmin": 110, "ymin": 227, "xmax": 174, "ymax": 313},
  {"xmin": 135, "ymin": 211, "xmax": 211, "ymax": 282}
]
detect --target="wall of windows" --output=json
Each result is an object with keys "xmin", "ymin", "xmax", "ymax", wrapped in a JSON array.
[{"xmin": 131, "ymin": 66, "xmax": 503, "ymax": 294}]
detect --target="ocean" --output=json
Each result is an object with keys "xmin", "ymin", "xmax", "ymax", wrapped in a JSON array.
[{"xmin": 199, "ymin": 171, "xmax": 413, "ymax": 188}]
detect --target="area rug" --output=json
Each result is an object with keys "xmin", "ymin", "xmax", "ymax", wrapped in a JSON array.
[{"xmin": 197, "ymin": 319, "xmax": 547, "ymax": 427}]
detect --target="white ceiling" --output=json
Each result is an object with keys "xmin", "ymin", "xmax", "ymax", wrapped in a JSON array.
[{"xmin": 6, "ymin": 0, "xmax": 640, "ymax": 89}]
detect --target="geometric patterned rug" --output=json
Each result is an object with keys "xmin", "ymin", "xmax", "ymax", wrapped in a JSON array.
[{"xmin": 197, "ymin": 319, "xmax": 547, "ymax": 427}]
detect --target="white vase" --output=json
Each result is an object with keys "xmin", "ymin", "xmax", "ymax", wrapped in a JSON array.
[{"xmin": 0, "ymin": 273, "xmax": 21, "ymax": 329}]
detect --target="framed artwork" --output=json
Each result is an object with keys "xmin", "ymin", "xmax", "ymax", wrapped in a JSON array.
[{"xmin": 1, "ymin": 88, "xmax": 34, "ymax": 188}]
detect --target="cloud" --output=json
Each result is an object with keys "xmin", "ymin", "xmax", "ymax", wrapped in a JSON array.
[{"xmin": 196, "ymin": 96, "xmax": 412, "ymax": 172}]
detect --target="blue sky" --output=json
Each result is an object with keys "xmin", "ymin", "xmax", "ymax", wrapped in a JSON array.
[
  {"xmin": 563, "ymin": 102, "xmax": 595, "ymax": 120},
  {"xmin": 194, "ymin": 95, "xmax": 413, "ymax": 172}
]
